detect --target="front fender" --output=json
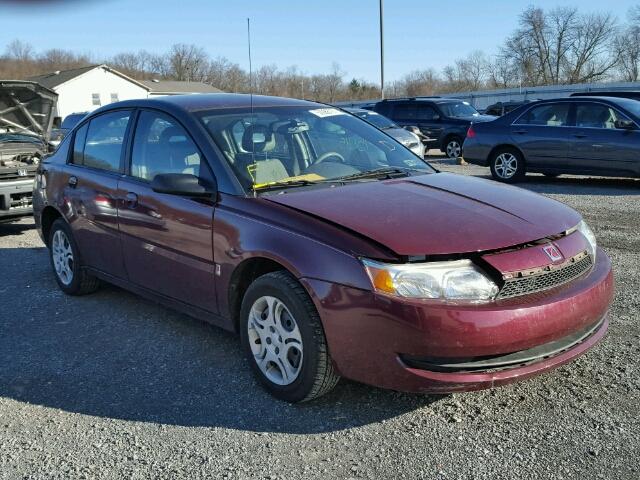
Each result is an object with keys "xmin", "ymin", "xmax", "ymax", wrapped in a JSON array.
[{"xmin": 213, "ymin": 203, "xmax": 374, "ymax": 320}]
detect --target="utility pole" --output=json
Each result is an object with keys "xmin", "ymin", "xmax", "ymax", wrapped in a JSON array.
[{"xmin": 379, "ymin": 0, "xmax": 385, "ymax": 99}]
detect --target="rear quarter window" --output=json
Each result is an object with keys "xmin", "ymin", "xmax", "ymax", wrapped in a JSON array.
[{"xmin": 71, "ymin": 123, "xmax": 88, "ymax": 165}]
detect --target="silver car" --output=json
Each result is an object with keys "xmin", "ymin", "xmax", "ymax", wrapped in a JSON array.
[{"xmin": 345, "ymin": 108, "xmax": 425, "ymax": 157}]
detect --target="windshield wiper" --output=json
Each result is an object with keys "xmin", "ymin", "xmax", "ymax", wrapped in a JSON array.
[
  {"xmin": 252, "ymin": 179, "xmax": 329, "ymax": 192},
  {"xmin": 335, "ymin": 166, "xmax": 420, "ymax": 182}
]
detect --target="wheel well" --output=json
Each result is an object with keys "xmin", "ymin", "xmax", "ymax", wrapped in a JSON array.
[
  {"xmin": 228, "ymin": 257, "xmax": 289, "ymax": 332},
  {"xmin": 441, "ymin": 133, "xmax": 463, "ymax": 150},
  {"xmin": 487, "ymin": 144, "xmax": 525, "ymax": 164},
  {"xmin": 40, "ymin": 206, "xmax": 62, "ymax": 247}
]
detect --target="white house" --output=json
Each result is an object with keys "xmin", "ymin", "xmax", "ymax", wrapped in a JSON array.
[
  {"xmin": 29, "ymin": 66, "xmax": 225, "ymax": 123},
  {"xmin": 29, "ymin": 64, "xmax": 149, "ymax": 120}
]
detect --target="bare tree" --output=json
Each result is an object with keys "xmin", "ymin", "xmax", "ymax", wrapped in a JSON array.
[
  {"xmin": 502, "ymin": 6, "xmax": 618, "ymax": 86},
  {"xmin": 614, "ymin": 7, "xmax": 640, "ymax": 81},
  {"xmin": 5, "ymin": 39, "xmax": 34, "ymax": 62},
  {"xmin": 325, "ymin": 62, "xmax": 345, "ymax": 103},
  {"xmin": 167, "ymin": 44, "xmax": 208, "ymax": 81},
  {"xmin": 395, "ymin": 68, "xmax": 440, "ymax": 96},
  {"xmin": 487, "ymin": 54, "xmax": 519, "ymax": 89},
  {"xmin": 443, "ymin": 51, "xmax": 488, "ymax": 91}
]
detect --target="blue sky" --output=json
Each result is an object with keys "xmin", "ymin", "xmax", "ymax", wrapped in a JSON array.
[{"xmin": 1, "ymin": 0, "xmax": 637, "ymax": 82}]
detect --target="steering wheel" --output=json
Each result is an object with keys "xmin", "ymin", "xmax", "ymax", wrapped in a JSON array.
[{"xmin": 314, "ymin": 151, "xmax": 346, "ymax": 165}]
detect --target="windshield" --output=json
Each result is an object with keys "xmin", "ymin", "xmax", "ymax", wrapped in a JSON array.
[
  {"xmin": 617, "ymin": 98, "xmax": 640, "ymax": 120},
  {"xmin": 353, "ymin": 111, "xmax": 397, "ymax": 129},
  {"xmin": 438, "ymin": 101, "xmax": 480, "ymax": 118},
  {"xmin": 199, "ymin": 105, "xmax": 434, "ymax": 192}
]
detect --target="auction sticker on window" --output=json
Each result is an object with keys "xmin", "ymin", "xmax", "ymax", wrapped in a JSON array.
[{"xmin": 309, "ymin": 108, "xmax": 346, "ymax": 118}]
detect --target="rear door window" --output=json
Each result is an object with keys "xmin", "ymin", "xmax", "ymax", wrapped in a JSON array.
[
  {"xmin": 82, "ymin": 111, "xmax": 131, "ymax": 172},
  {"xmin": 392, "ymin": 103, "xmax": 418, "ymax": 121},
  {"xmin": 515, "ymin": 103, "xmax": 570, "ymax": 127},
  {"xmin": 417, "ymin": 104, "xmax": 439, "ymax": 120},
  {"xmin": 130, "ymin": 111, "xmax": 203, "ymax": 181}
]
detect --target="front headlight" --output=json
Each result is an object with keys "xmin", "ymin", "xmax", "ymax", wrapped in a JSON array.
[
  {"xmin": 362, "ymin": 259, "xmax": 499, "ymax": 302},
  {"xmin": 576, "ymin": 220, "xmax": 597, "ymax": 260}
]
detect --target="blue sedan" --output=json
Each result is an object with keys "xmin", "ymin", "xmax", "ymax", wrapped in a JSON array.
[{"xmin": 463, "ymin": 96, "xmax": 640, "ymax": 182}]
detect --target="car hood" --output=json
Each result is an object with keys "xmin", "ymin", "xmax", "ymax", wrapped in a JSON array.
[
  {"xmin": 264, "ymin": 172, "xmax": 580, "ymax": 256},
  {"xmin": 384, "ymin": 128, "xmax": 419, "ymax": 145},
  {"xmin": 0, "ymin": 81, "xmax": 58, "ymax": 141}
]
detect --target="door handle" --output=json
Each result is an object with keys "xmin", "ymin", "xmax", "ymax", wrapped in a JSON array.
[
  {"xmin": 513, "ymin": 130, "xmax": 528, "ymax": 134},
  {"xmin": 573, "ymin": 133, "xmax": 587, "ymax": 138},
  {"xmin": 68, "ymin": 176, "xmax": 78, "ymax": 188},
  {"xmin": 125, "ymin": 192, "xmax": 138, "ymax": 208}
]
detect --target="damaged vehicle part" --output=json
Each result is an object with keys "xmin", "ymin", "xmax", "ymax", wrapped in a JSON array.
[{"xmin": 0, "ymin": 81, "xmax": 57, "ymax": 222}]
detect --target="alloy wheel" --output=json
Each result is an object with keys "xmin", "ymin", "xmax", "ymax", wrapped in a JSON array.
[
  {"xmin": 494, "ymin": 152, "xmax": 518, "ymax": 179},
  {"xmin": 446, "ymin": 140, "xmax": 461, "ymax": 158},
  {"xmin": 247, "ymin": 295, "xmax": 303, "ymax": 385},
  {"xmin": 52, "ymin": 229, "xmax": 74, "ymax": 285}
]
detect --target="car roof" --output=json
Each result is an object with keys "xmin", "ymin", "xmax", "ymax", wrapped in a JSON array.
[
  {"xmin": 93, "ymin": 93, "xmax": 321, "ymax": 115},
  {"xmin": 533, "ymin": 96, "xmax": 636, "ymax": 106}
]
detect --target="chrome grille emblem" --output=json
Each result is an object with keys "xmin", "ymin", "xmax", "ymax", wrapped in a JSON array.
[{"xmin": 542, "ymin": 244, "xmax": 563, "ymax": 262}]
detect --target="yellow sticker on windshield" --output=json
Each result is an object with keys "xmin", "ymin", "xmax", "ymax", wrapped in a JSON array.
[{"xmin": 253, "ymin": 173, "xmax": 326, "ymax": 190}]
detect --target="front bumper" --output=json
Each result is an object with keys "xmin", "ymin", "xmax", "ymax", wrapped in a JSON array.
[
  {"xmin": 302, "ymin": 247, "xmax": 613, "ymax": 393},
  {"xmin": 0, "ymin": 179, "xmax": 34, "ymax": 221}
]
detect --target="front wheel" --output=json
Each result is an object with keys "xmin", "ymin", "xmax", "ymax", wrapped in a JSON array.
[
  {"xmin": 490, "ymin": 148, "xmax": 526, "ymax": 183},
  {"xmin": 445, "ymin": 137, "xmax": 463, "ymax": 159},
  {"xmin": 240, "ymin": 271, "xmax": 340, "ymax": 402}
]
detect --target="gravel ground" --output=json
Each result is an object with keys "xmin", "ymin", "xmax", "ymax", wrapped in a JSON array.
[{"xmin": 1, "ymin": 157, "xmax": 638, "ymax": 479}]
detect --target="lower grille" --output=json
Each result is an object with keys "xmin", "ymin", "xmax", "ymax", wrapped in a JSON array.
[
  {"xmin": 497, "ymin": 253, "xmax": 593, "ymax": 299},
  {"xmin": 401, "ymin": 315, "xmax": 605, "ymax": 373}
]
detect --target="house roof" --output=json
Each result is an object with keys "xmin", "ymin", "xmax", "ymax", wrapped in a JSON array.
[
  {"xmin": 142, "ymin": 80, "xmax": 223, "ymax": 94},
  {"xmin": 28, "ymin": 64, "xmax": 149, "ymax": 90}
]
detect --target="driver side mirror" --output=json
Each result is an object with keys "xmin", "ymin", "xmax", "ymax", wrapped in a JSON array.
[
  {"xmin": 615, "ymin": 119, "xmax": 635, "ymax": 130},
  {"xmin": 151, "ymin": 173, "xmax": 216, "ymax": 198},
  {"xmin": 432, "ymin": 114, "xmax": 441, "ymax": 121}
]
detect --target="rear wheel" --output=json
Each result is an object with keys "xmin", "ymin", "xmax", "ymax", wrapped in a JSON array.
[
  {"xmin": 445, "ymin": 137, "xmax": 463, "ymax": 159},
  {"xmin": 240, "ymin": 271, "xmax": 339, "ymax": 402},
  {"xmin": 49, "ymin": 219, "xmax": 100, "ymax": 295},
  {"xmin": 490, "ymin": 148, "xmax": 526, "ymax": 183}
]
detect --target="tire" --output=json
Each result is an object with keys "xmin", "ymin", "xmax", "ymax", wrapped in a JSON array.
[
  {"xmin": 240, "ymin": 271, "xmax": 340, "ymax": 402},
  {"xmin": 444, "ymin": 136, "xmax": 463, "ymax": 159},
  {"xmin": 489, "ymin": 147, "xmax": 526, "ymax": 183},
  {"xmin": 48, "ymin": 218, "xmax": 100, "ymax": 295}
]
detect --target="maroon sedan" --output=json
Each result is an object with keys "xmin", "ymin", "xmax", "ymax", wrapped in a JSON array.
[{"xmin": 33, "ymin": 94, "xmax": 614, "ymax": 402}]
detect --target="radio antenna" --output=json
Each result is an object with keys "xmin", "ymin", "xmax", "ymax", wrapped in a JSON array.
[
  {"xmin": 247, "ymin": 17, "xmax": 257, "ymax": 196},
  {"xmin": 247, "ymin": 17, "xmax": 253, "ymax": 115}
]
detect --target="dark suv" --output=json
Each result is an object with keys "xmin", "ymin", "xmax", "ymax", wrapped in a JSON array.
[{"xmin": 373, "ymin": 97, "xmax": 497, "ymax": 158}]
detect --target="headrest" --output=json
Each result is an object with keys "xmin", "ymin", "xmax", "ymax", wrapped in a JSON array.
[{"xmin": 241, "ymin": 124, "xmax": 275, "ymax": 153}]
